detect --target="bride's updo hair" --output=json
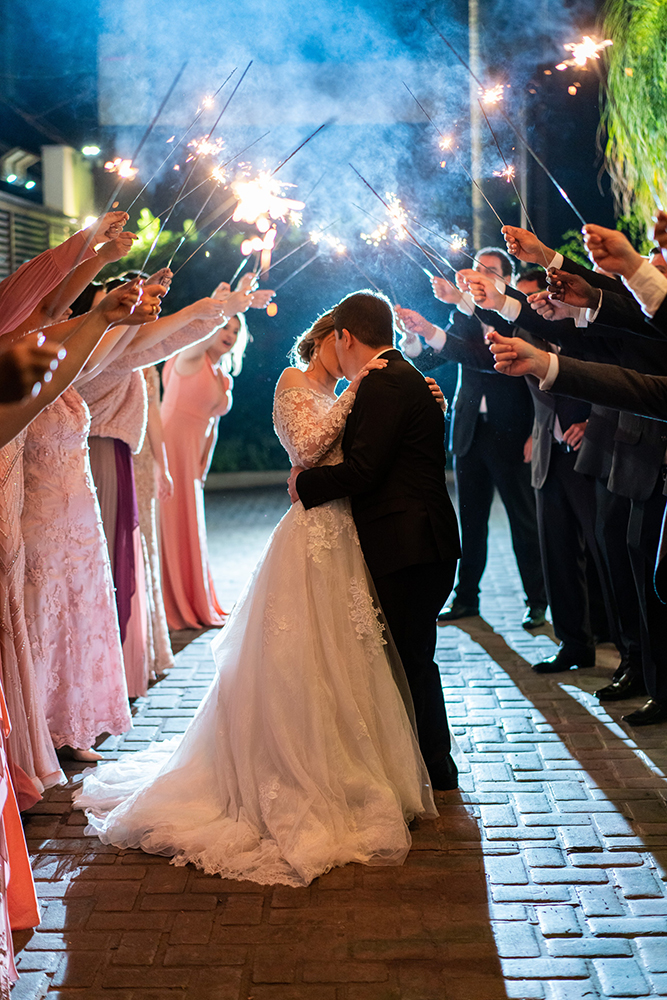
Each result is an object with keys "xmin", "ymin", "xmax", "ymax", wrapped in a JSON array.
[{"xmin": 290, "ymin": 310, "xmax": 335, "ymax": 368}]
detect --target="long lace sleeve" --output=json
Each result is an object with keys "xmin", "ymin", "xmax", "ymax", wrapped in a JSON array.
[{"xmin": 273, "ymin": 387, "xmax": 356, "ymax": 468}]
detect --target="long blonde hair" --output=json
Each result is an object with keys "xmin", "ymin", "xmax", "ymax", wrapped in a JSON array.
[{"xmin": 290, "ymin": 310, "xmax": 335, "ymax": 369}]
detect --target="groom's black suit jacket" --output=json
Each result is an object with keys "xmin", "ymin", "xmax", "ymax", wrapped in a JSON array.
[{"xmin": 296, "ymin": 349, "xmax": 461, "ymax": 579}]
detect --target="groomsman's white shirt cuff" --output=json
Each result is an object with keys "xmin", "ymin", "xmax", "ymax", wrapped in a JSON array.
[
  {"xmin": 455, "ymin": 291, "xmax": 475, "ymax": 317},
  {"xmin": 427, "ymin": 326, "xmax": 448, "ymax": 351},
  {"xmin": 499, "ymin": 296, "xmax": 521, "ymax": 323},
  {"xmin": 548, "ymin": 252, "xmax": 564, "ymax": 270},
  {"xmin": 624, "ymin": 260, "xmax": 667, "ymax": 317},
  {"xmin": 539, "ymin": 353, "xmax": 560, "ymax": 391}
]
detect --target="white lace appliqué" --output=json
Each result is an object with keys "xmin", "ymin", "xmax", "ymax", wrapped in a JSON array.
[
  {"xmin": 348, "ymin": 577, "xmax": 387, "ymax": 662},
  {"xmin": 293, "ymin": 502, "xmax": 357, "ymax": 564},
  {"xmin": 263, "ymin": 593, "xmax": 294, "ymax": 643}
]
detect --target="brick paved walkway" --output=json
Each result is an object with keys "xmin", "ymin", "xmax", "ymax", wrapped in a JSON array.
[{"xmin": 13, "ymin": 488, "xmax": 667, "ymax": 1000}]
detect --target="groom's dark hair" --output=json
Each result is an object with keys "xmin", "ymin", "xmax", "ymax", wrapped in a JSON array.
[{"xmin": 332, "ymin": 290, "xmax": 395, "ymax": 348}]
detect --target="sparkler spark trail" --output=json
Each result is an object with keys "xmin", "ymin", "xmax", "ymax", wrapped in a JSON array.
[
  {"xmin": 125, "ymin": 67, "xmax": 236, "ymax": 212},
  {"xmin": 142, "ymin": 60, "xmax": 253, "ymax": 270},
  {"xmin": 352, "ymin": 201, "xmax": 459, "ymax": 275},
  {"xmin": 403, "ymin": 82, "xmax": 505, "ymax": 228},
  {"xmin": 556, "ymin": 36, "xmax": 613, "ymax": 70},
  {"xmin": 476, "ymin": 97, "xmax": 544, "ymax": 258},
  {"xmin": 349, "ymin": 166, "xmax": 452, "ymax": 279},
  {"xmin": 48, "ymin": 59, "xmax": 189, "ymax": 324},
  {"xmin": 482, "ymin": 84, "xmax": 504, "ymax": 105},
  {"xmin": 104, "ymin": 158, "xmax": 138, "ymax": 180},
  {"xmin": 424, "ymin": 18, "xmax": 587, "ymax": 227}
]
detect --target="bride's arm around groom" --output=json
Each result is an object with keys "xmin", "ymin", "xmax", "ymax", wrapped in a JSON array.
[{"xmin": 290, "ymin": 291, "xmax": 461, "ymax": 792}]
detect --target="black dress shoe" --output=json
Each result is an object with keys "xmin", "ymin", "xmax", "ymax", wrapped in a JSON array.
[
  {"xmin": 622, "ymin": 699, "xmax": 667, "ymax": 726},
  {"xmin": 522, "ymin": 606, "xmax": 547, "ymax": 630},
  {"xmin": 596, "ymin": 669, "xmax": 647, "ymax": 702},
  {"xmin": 532, "ymin": 648, "xmax": 595, "ymax": 674},
  {"xmin": 437, "ymin": 600, "xmax": 478, "ymax": 625},
  {"xmin": 428, "ymin": 755, "xmax": 458, "ymax": 791}
]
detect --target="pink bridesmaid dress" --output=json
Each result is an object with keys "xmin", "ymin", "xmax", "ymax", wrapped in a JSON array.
[
  {"xmin": 160, "ymin": 355, "xmax": 229, "ymax": 630},
  {"xmin": 0, "ymin": 435, "xmax": 63, "ymax": 803},
  {"xmin": 22, "ymin": 389, "xmax": 132, "ymax": 749}
]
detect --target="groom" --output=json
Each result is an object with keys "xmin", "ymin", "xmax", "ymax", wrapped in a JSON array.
[{"xmin": 288, "ymin": 290, "xmax": 461, "ymax": 790}]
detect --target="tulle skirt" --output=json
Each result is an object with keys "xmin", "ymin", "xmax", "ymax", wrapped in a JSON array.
[{"xmin": 74, "ymin": 498, "xmax": 436, "ymax": 887}]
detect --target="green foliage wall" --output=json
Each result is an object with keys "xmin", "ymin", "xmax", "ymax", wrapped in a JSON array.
[{"xmin": 602, "ymin": 0, "xmax": 667, "ymax": 228}]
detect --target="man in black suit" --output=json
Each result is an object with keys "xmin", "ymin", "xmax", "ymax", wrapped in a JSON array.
[
  {"xmin": 489, "ymin": 333, "xmax": 667, "ymax": 726},
  {"xmin": 288, "ymin": 291, "xmax": 461, "ymax": 790},
  {"xmin": 396, "ymin": 252, "xmax": 547, "ymax": 629}
]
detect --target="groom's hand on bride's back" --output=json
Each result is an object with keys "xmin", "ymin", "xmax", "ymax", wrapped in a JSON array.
[{"xmin": 288, "ymin": 465, "xmax": 305, "ymax": 504}]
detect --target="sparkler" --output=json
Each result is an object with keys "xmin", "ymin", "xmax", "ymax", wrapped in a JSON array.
[
  {"xmin": 47, "ymin": 59, "xmax": 189, "ymax": 325},
  {"xmin": 231, "ymin": 172, "xmax": 304, "ymax": 226},
  {"xmin": 270, "ymin": 253, "xmax": 320, "ymax": 292},
  {"xmin": 555, "ymin": 36, "xmax": 613, "ymax": 71},
  {"xmin": 403, "ymin": 83, "xmax": 505, "ymax": 228},
  {"xmin": 482, "ymin": 84, "xmax": 504, "ymax": 105},
  {"xmin": 493, "ymin": 165, "xmax": 515, "ymax": 183},
  {"xmin": 104, "ymin": 158, "xmax": 138, "ymax": 180},
  {"xmin": 269, "ymin": 121, "xmax": 331, "ymax": 178},
  {"xmin": 353, "ymin": 201, "xmax": 460, "ymax": 275},
  {"xmin": 349, "ymin": 165, "xmax": 452, "ymax": 280},
  {"xmin": 142, "ymin": 60, "xmax": 253, "ymax": 271},
  {"xmin": 170, "ymin": 208, "xmax": 237, "ymax": 276},
  {"xmin": 124, "ymin": 67, "xmax": 236, "ymax": 213},
  {"xmin": 424, "ymin": 18, "xmax": 587, "ymax": 227}
]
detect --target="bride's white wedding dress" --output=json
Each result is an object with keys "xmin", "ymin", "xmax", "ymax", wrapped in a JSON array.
[{"xmin": 74, "ymin": 383, "xmax": 436, "ymax": 887}]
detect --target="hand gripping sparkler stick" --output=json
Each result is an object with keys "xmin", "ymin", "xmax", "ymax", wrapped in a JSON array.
[
  {"xmin": 141, "ymin": 60, "xmax": 254, "ymax": 271},
  {"xmin": 403, "ymin": 83, "xmax": 505, "ymax": 228},
  {"xmin": 125, "ymin": 67, "xmax": 237, "ymax": 213},
  {"xmin": 424, "ymin": 18, "xmax": 588, "ymax": 227},
  {"xmin": 48, "ymin": 59, "xmax": 190, "ymax": 324}
]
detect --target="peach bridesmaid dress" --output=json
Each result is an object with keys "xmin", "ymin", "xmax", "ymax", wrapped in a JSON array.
[{"xmin": 159, "ymin": 355, "xmax": 229, "ymax": 630}]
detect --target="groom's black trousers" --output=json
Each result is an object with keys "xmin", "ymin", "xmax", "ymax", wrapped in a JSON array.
[{"xmin": 373, "ymin": 559, "xmax": 457, "ymax": 771}]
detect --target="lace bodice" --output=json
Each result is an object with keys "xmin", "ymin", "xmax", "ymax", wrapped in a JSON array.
[{"xmin": 272, "ymin": 385, "xmax": 355, "ymax": 469}]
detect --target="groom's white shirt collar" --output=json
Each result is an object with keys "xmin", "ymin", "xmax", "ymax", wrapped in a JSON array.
[{"xmin": 369, "ymin": 347, "xmax": 396, "ymax": 362}]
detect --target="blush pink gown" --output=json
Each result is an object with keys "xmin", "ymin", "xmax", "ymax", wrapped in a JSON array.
[
  {"xmin": 22, "ymin": 389, "xmax": 132, "ymax": 749},
  {"xmin": 0, "ymin": 435, "xmax": 63, "ymax": 801},
  {"xmin": 160, "ymin": 355, "xmax": 228, "ymax": 630}
]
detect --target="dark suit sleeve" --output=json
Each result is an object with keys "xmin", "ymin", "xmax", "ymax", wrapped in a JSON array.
[
  {"xmin": 589, "ymin": 289, "xmax": 667, "ymax": 341},
  {"xmin": 553, "ymin": 355, "xmax": 667, "ymax": 421},
  {"xmin": 648, "ymin": 297, "xmax": 667, "ymax": 338},
  {"xmin": 296, "ymin": 372, "xmax": 409, "ymax": 509},
  {"xmin": 561, "ymin": 255, "xmax": 630, "ymax": 295}
]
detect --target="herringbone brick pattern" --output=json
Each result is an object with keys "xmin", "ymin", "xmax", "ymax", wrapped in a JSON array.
[{"xmin": 13, "ymin": 489, "xmax": 667, "ymax": 1000}]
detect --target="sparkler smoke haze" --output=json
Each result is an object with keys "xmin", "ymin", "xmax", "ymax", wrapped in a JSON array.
[{"xmin": 97, "ymin": 0, "xmax": 596, "ymax": 263}]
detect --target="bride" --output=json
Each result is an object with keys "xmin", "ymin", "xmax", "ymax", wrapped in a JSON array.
[{"xmin": 74, "ymin": 310, "xmax": 441, "ymax": 887}]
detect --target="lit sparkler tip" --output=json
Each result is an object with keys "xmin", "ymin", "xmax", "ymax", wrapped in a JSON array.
[
  {"xmin": 188, "ymin": 135, "xmax": 225, "ymax": 158},
  {"xmin": 104, "ymin": 157, "xmax": 138, "ymax": 180},
  {"xmin": 438, "ymin": 135, "xmax": 453, "ymax": 150},
  {"xmin": 232, "ymin": 171, "xmax": 305, "ymax": 226},
  {"xmin": 202, "ymin": 95, "xmax": 215, "ymax": 108},
  {"xmin": 481, "ymin": 84, "xmax": 504, "ymax": 105},
  {"xmin": 557, "ymin": 35, "xmax": 613, "ymax": 70},
  {"xmin": 492, "ymin": 164, "xmax": 516, "ymax": 183},
  {"xmin": 449, "ymin": 234, "xmax": 467, "ymax": 251},
  {"xmin": 360, "ymin": 223, "xmax": 389, "ymax": 247}
]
